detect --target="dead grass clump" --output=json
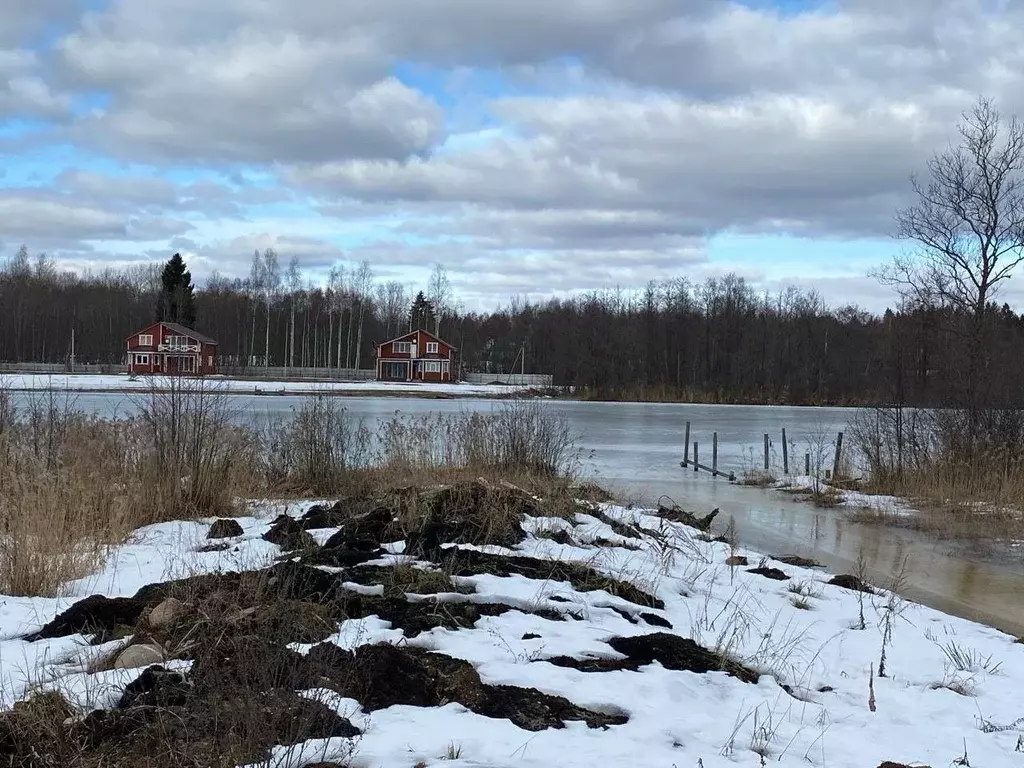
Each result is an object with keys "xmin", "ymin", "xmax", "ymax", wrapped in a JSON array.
[
  {"xmin": 381, "ymin": 565, "xmax": 463, "ymax": 598},
  {"xmin": 741, "ymin": 470, "xmax": 777, "ymax": 488}
]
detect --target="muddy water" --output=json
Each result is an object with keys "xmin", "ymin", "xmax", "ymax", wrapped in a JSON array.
[{"xmin": 31, "ymin": 392, "xmax": 1024, "ymax": 636}]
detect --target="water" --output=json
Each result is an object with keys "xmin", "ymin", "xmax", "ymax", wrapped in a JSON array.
[{"xmin": 20, "ymin": 392, "xmax": 1024, "ymax": 635}]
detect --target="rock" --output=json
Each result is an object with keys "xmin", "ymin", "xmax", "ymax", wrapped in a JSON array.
[
  {"xmin": 725, "ymin": 555, "xmax": 749, "ymax": 566},
  {"xmin": 748, "ymin": 566, "xmax": 789, "ymax": 581},
  {"xmin": 828, "ymin": 574, "xmax": 874, "ymax": 593},
  {"xmin": 147, "ymin": 597, "xmax": 186, "ymax": 630},
  {"xmin": 263, "ymin": 515, "xmax": 318, "ymax": 551},
  {"xmin": 208, "ymin": 518, "xmax": 244, "ymax": 539},
  {"xmin": 114, "ymin": 643, "xmax": 166, "ymax": 670}
]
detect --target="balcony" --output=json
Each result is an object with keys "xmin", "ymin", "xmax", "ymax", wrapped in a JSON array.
[{"xmin": 158, "ymin": 342, "xmax": 200, "ymax": 352}]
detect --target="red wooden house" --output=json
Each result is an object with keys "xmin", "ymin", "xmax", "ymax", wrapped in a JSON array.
[
  {"xmin": 375, "ymin": 329, "xmax": 457, "ymax": 383},
  {"xmin": 126, "ymin": 322, "xmax": 219, "ymax": 376}
]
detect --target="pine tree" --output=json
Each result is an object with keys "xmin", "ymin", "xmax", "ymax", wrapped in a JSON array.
[
  {"xmin": 409, "ymin": 291, "xmax": 436, "ymax": 331},
  {"xmin": 156, "ymin": 253, "xmax": 197, "ymax": 325}
]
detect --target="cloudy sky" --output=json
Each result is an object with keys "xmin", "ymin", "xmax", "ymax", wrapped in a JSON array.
[{"xmin": 2, "ymin": 0, "xmax": 1022, "ymax": 311}]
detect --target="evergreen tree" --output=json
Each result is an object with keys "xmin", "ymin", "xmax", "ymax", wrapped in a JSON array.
[
  {"xmin": 409, "ymin": 291, "xmax": 436, "ymax": 331},
  {"xmin": 156, "ymin": 253, "xmax": 197, "ymax": 325}
]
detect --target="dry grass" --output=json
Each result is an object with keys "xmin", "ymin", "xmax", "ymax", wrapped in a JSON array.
[{"xmin": 0, "ymin": 380, "xmax": 584, "ymax": 597}]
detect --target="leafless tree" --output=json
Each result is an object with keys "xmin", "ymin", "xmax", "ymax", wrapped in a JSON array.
[
  {"xmin": 261, "ymin": 249, "xmax": 281, "ymax": 367},
  {"xmin": 353, "ymin": 260, "xmax": 374, "ymax": 370},
  {"xmin": 876, "ymin": 97, "xmax": 1024, "ymax": 420},
  {"xmin": 285, "ymin": 256, "xmax": 302, "ymax": 369},
  {"xmin": 428, "ymin": 263, "xmax": 452, "ymax": 337}
]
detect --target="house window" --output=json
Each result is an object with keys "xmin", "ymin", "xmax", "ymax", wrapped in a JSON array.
[
  {"xmin": 393, "ymin": 341, "xmax": 412, "ymax": 354},
  {"xmin": 426, "ymin": 342, "xmax": 438, "ymax": 354},
  {"xmin": 138, "ymin": 334, "xmax": 153, "ymax": 346},
  {"xmin": 135, "ymin": 353, "xmax": 149, "ymax": 365},
  {"xmin": 424, "ymin": 361, "xmax": 441, "ymax": 373},
  {"xmin": 383, "ymin": 362, "xmax": 407, "ymax": 378}
]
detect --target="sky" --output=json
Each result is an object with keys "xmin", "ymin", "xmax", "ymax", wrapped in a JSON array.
[{"xmin": 2, "ymin": 0, "xmax": 1023, "ymax": 312}]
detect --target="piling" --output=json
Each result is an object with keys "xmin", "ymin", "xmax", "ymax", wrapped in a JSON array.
[
  {"xmin": 832, "ymin": 431, "xmax": 844, "ymax": 481},
  {"xmin": 694, "ymin": 441, "xmax": 699, "ymax": 472},
  {"xmin": 782, "ymin": 428, "xmax": 789, "ymax": 475},
  {"xmin": 712, "ymin": 432, "xmax": 719, "ymax": 477},
  {"xmin": 763, "ymin": 433, "xmax": 770, "ymax": 472},
  {"xmin": 683, "ymin": 421, "xmax": 691, "ymax": 467},
  {"xmin": 805, "ymin": 452, "xmax": 810, "ymax": 476}
]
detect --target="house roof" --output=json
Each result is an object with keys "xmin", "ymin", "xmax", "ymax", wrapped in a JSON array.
[
  {"xmin": 375, "ymin": 327, "xmax": 457, "ymax": 351},
  {"xmin": 127, "ymin": 321, "xmax": 219, "ymax": 345}
]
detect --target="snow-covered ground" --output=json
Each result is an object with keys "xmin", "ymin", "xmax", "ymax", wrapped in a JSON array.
[
  {"xmin": 3, "ymin": 498, "xmax": 1024, "ymax": 767},
  {"xmin": 0, "ymin": 373, "xmax": 533, "ymax": 397},
  {"xmin": 774, "ymin": 474, "xmax": 917, "ymax": 517}
]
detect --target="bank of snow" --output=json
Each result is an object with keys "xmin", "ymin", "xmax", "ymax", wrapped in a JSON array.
[
  {"xmin": 0, "ymin": 373, "xmax": 533, "ymax": 397},
  {"xmin": 2, "ymin": 497, "xmax": 1024, "ymax": 768}
]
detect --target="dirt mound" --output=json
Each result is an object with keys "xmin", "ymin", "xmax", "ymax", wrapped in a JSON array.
[
  {"xmin": 748, "ymin": 566, "xmax": 789, "ymax": 581},
  {"xmin": 607, "ymin": 633, "xmax": 759, "ymax": 683},
  {"xmin": 263, "ymin": 514, "xmax": 318, "ymax": 551},
  {"xmin": 438, "ymin": 549, "xmax": 664, "ymax": 609},
  {"xmin": 774, "ymin": 555, "xmax": 822, "ymax": 568},
  {"xmin": 26, "ymin": 595, "xmax": 147, "ymax": 642},
  {"xmin": 828, "ymin": 574, "xmax": 874, "ymax": 593},
  {"xmin": 208, "ymin": 518, "xmax": 243, "ymax": 539},
  {"xmin": 657, "ymin": 504, "xmax": 720, "ymax": 532},
  {"xmin": 307, "ymin": 642, "xmax": 627, "ymax": 731},
  {"xmin": 544, "ymin": 655, "xmax": 642, "ymax": 672}
]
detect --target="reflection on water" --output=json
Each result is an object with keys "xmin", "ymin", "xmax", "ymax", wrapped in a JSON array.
[{"xmin": 21, "ymin": 391, "xmax": 1024, "ymax": 636}]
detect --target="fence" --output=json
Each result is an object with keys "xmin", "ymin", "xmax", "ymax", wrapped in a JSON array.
[{"xmin": 0, "ymin": 361, "xmax": 554, "ymax": 387}]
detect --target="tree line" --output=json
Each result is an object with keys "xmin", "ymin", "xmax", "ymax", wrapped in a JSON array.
[{"xmin": 3, "ymin": 243, "xmax": 1024, "ymax": 407}]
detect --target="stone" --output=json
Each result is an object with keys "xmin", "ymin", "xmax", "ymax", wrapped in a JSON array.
[
  {"xmin": 114, "ymin": 643, "xmax": 166, "ymax": 670},
  {"xmin": 147, "ymin": 598, "xmax": 185, "ymax": 630},
  {"xmin": 208, "ymin": 519, "xmax": 244, "ymax": 539}
]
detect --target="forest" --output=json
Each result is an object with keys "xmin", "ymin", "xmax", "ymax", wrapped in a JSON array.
[{"xmin": 3, "ymin": 244, "xmax": 1024, "ymax": 407}]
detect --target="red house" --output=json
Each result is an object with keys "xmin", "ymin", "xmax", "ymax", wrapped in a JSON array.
[
  {"xmin": 126, "ymin": 322, "xmax": 218, "ymax": 376},
  {"xmin": 375, "ymin": 329, "xmax": 457, "ymax": 383}
]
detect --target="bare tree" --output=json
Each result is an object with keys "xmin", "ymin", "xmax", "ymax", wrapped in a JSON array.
[
  {"xmin": 376, "ymin": 280, "xmax": 408, "ymax": 338},
  {"xmin": 285, "ymin": 256, "xmax": 302, "ymax": 369},
  {"xmin": 353, "ymin": 260, "xmax": 374, "ymax": 370},
  {"xmin": 428, "ymin": 263, "xmax": 452, "ymax": 337},
  {"xmin": 262, "ymin": 248, "xmax": 281, "ymax": 367},
  {"xmin": 245, "ymin": 251, "xmax": 264, "ymax": 367},
  {"xmin": 876, "ymin": 97, "xmax": 1024, "ymax": 418}
]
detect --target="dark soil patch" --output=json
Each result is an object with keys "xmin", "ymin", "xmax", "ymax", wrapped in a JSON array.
[
  {"xmin": 320, "ymin": 506, "xmax": 397, "ymax": 545},
  {"xmin": 589, "ymin": 510, "xmax": 645, "ymax": 541},
  {"xmin": 197, "ymin": 542, "xmax": 231, "ymax": 552},
  {"xmin": 437, "ymin": 549, "xmax": 663, "ymax": 610},
  {"xmin": 544, "ymin": 655, "xmax": 642, "ymax": 673},
  {"xmin": 748, "ymin": 567, "xmax": 789, "ymax": 581},
  {"xmin": 522, "ymin": 632, "xmax": 542, "ymax": 640},
  {"xmin": 307, "ymin": 642, "xmax": 626, "ymax": 731},
  {"xmin": 725, "ymin": 555, "xmax": 749, "ymax": 567},
  {"xmin": 607, "ymin": 633, "xmax": 759, "ymax": 684},
  {"xmin": 208, "ymin": 519, "xmax": 244, "ymax": 539},
  {"xmin": 774, "ymin": 555, "xmax": 822, "ymax": 568},
  {"xmin": 658, "ymin": 505, "xmax": 720, "ymax": 532},
  {"xmin": 26, "ymin": 595, "xmax": 147, "ymax": 642},
  {"xmin": 591, "ymin": 536, "xmax": 641, "ymax": 550},
  {"xmin": 640, "ymin": 612, "xmax": 672, "ymax": 628},
  {"xmin": 828, "ymin": 574, "xmax": 875, "ymax": 594},
  {"xmin": 264, "ymin": 515, "xmax": 319, "ymax": 551},
  {"xmin": 534, "ymin": 528, "xmax": 577, "ymax": 546}
]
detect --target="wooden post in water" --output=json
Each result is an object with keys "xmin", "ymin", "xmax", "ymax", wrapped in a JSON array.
[
  {"xmin": 832, "ymin": 432, "xmax": 844, "ymax": 480},
  {"xmin": 693, "ymin": 441, "xmax": 699, "ymax": 472},
  {"xmin": 683, "ymin": 421, "xmax": 691, "ymax": 467},
  {"xmin": 805, "ymin": 452, "xmax": 811, "ymax": 476},
  {"xmin": 763, "ymin": 433, "xmax": 770, "ymax": 472},
  {"xmin": 712, "ymin": 432, "xmax": 719, "ymax": 477},
  {"xmin": 782, "ymin": 428, "xmax": 789, "ymax": 475}
]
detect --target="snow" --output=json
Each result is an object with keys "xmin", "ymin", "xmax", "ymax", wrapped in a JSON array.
[
  {"xmin": 774, "ymin": 475, "xmax": 917, "ymax": 517},
  {"xmin": 3, "ymin": 498, "xmax": 1024, "ymax": 767},
  {"xmin": 0, "ymin": 373, "xmax": 533, "ymax": 397}
]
